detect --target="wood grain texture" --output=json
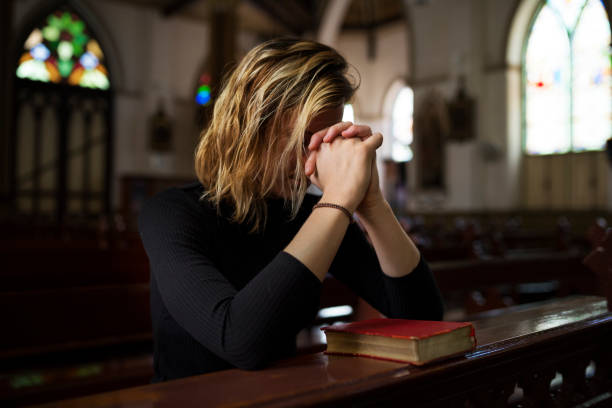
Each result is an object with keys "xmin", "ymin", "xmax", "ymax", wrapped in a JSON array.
[{"xmin": 30, "ymin": 296, "xmax": 612, "ymax": 408}]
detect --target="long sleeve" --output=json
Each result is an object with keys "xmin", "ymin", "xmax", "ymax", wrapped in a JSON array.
[
  {"xmin": 138, "ymin": 189, "xmax": 322, "ymax": 371},
  {"xmin": 329, "ymin": 222, "xmax": 444, "ymax": 321}
]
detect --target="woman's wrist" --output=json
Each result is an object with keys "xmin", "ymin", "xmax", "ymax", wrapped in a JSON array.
[
  {"xmin": 356, "ymin": 193, "xmax": 388, "ymax": 222},
  {"xmin": 313, "ymin": 202, "xmax": 353, "ymax": 223},
  {"xmin": 320, "ymin": 192, "xmax": 358, "ymax": 214}
]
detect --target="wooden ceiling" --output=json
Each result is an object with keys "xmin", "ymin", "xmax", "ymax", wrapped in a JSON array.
[
  {"xmin": 343, "ymin": 0, "xmax": 404, "ymax": 30},
  {"xmin": 108, "ymin": 0, "xmax": 406, "ymax": 35}
]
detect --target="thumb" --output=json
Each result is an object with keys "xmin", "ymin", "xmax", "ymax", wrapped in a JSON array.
[{"xmin": 304, "ymin": 150, "xmax": 317, "ymax": 177}]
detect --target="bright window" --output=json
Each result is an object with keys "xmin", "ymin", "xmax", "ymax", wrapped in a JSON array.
[
  {"xmin": 342, "ymin": 104, "xmax": 354, "ymax": 122},
  {"xmin": 391, "ymin": 87, "xmax": 414, "ymax": 162},
  {"xmin": 16, "ymin": 8, "xmax": 110, "ymax": 90},
  {"xmin": 524, "ymin": 0, "xmax": 610, "ymax": 155}
]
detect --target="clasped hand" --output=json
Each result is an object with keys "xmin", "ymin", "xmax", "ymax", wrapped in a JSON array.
[{"xmin": 304, "ymin": 122, "xmax": 384, "ymax": 215}]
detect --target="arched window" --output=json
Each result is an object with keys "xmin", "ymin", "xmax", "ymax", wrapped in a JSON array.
[
  {"xmin": 524, "ymin": 0, "xmax": 611, "ymax": 155},
  {"xmin": 342, "ymin": 103, "xmax": 355, "ymax": 122},
  {"xmin": 379, "ymin": 83, "xmax": 414, "ymax": 211},
  {"xmin": 16, "ymin": 10, "xmax": 110, "ymax": 90},
  {"xmin": 13, "ymin": 6, "xmax": 112, "ymax": 220},
  {"xmin": 391, "ymin": 86, "xmax": 414, "ymax": 162}
]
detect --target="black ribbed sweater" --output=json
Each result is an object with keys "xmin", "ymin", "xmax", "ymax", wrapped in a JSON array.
[{"xmin": 138, "ymin": 182, "xmax": 444, "ymax": 382}]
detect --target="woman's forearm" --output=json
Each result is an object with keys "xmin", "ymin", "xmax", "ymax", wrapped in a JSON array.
[
  {"xmin": 356, "ymin": 198, "xmax": 420, "ymax": 278},
  {"xmin": 284, "ymin": 196, "xmax": 351, "ymax": 282}
]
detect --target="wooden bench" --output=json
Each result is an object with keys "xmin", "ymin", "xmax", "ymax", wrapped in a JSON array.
[
  {"xmin": 584, "ymin": 227, "xmax": 612, "ymax": 313},
  {"xmin": 0, "ymin": 220, "xmax": 603, "ymax": 406},
  {"xmin": 404, "ymin": 213, "xmax": 603, "ymax": 261},
  {"xmin": 432, "ymin": 252, "xmax": 600, "ymax": 315},
  {"xmin": 29, "ymin": 295, "xmax": 612, "ymax": 408},
  {"xmin": 0, "ymin": 234, "xmax": 154, "ymax": 407}
]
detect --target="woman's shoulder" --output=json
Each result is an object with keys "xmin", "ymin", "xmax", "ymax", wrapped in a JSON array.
[
  {"xmin": 138, "ymin": 181, "xmax": 216, "ymax": 230},
  {"xmin": 145, "ymin": 180, "xmax": 205, "ymax": 208}
]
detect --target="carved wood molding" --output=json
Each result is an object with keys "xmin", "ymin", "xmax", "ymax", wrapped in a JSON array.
[{"xmin": 317, "ymin": 314, "xmax": 612, "ymax": 407}]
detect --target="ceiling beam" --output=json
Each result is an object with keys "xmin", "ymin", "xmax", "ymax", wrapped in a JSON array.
[
  {"xmin": 163, "ymin": 0, "xmax": 199, "ymax": 16},
  {"xmin": 342, "ymin": 14, "xmax": 403, "ymax": 30},
  {"xmin": 248, "ymin": 0, "xmax": 315, "ymax": 35}
]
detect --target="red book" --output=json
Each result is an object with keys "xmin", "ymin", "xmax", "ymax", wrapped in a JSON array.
[{"xmin": 321, "ymin": 319, "xmax": 476, "ymax": 365}]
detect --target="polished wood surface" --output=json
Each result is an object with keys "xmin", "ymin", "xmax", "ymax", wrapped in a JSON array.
[
  {"xmin": 31, "ymin": 295, "xmax": 612, "ymax": 408},
  {"xmin": 583, "ymin": 228, "xmax": 612, "ymax": 310}
]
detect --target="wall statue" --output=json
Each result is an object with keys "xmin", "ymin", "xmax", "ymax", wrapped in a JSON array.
[
  {"xmin": 447, "ymin": 76, "xmax": 476, "ymax": 142},
  {"xmin": 413, "ymin": 89, "xmax": 450, "ymax": 191}
]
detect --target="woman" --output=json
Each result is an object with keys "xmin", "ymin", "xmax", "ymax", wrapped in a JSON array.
[{"xmin": 138, "ymin": 38, "xmax": 443, "ymax": 382}]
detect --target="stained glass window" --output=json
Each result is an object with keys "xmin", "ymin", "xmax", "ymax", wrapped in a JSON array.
[
  {"xmin": 196, "ymin": 73, "xmax": 212, "ymax": 106},
  {"xmin": 573, "ymin": 0, "xmax": 611, "ymax": 150},
  {"xmin": 16, "ymin": 9, "xmax": 110, "ymax": 90},
  {"xmin": 391, "ymin": 87, "xmax": 414, "ymax": 162},
  {"xmin": 524, "ymin": 0, "xmax": 611, "ymax": 155}
]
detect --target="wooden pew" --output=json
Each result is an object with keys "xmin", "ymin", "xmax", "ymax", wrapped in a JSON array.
[
  {"xmin": 0, "ymin": 231, "xmax": 154, "ymax": 407},
  {"xmin": 405, "ymin": 213, "xmax": 599, "ymax": 262},
  {"xmin": 295, "ymin": 251, "xmax": 601, "ymax": 354},
  {"xmin": 0, "ymin": 351, "xmax": 153, "ymax": 407},
  {"xmin": 0, "ymin": 216, "xmax": 602, "ymax": 406},
  {"xmin": 431, "ymin": 252, "xmax": 600, "ymax": 315},
  {"xmin": 584, "ymin": 227, "xmax": 612, "ymax": 311},
  {"xmin": 0, "ymin": 234, "xmax": 151, "ymax": 355},
  {"xmin": 28, "ymin": 296, "xmax": 612, "ymax": 408}
]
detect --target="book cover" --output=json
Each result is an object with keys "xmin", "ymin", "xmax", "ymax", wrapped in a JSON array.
[
  {"xmin": 321, "ymin": 319, "xmax": 476, "ymax": 339},
  {"xmin": 321, "ymin": 319, "xmax": 476, "ymax": 365}
]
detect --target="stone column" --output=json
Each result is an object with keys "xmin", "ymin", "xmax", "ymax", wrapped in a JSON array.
[{"xmin": 0, "ymin": 0, "xmax": 14, "ymax": 203}]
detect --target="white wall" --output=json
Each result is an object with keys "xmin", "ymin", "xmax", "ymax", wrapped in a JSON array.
[
  {"xmin": 84, "ymin": 0, "xmax": 211, "ymax": 206},
  {"xmin": 404, "ymin": 0, "xmax": 521, "ymax": 211},
  {"xmin": 331, "ymin": 0, "xmax": 523, "ymax": 212},
  {"xmin": 17, "ymin": 0, "xmax": 605, "ymax": 213},
  {"xmin": 336, "ymin": 22, "xmax": 410, "ymax": 121}
]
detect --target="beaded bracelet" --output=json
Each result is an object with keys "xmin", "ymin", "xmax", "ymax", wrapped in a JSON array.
[{"xmin": 312, "ymin": 202, "xmax": 354, "ymax": 223}]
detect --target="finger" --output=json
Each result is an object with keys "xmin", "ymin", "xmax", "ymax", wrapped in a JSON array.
[
  {"xmin": 308, "ymin": 129, "xmax": 327, "ymax": 151},
  {"xmin": 322, "ymin": 121, "xmax": 353, "ymax": 143},
  {"xmin": 304, "ymin": 150, "xmax": 317, "ymax": 177},
  {"xmin": 308, "ymin": 121, "xmax": 354, "ymax": 150},
  {"xmin": 363, "ymin": 132, "xmax": 384, "ymax": 150},
  {"xmin": 308, "ymin": 123, "xmax": 341, "ymax": 150},
  {"xmin": 341, "ymin": 124, "xmax": 372, "ymax": 140},
  {"xmin": 309, "ymin": 121, "xmax": 354, "ymax": 150}
]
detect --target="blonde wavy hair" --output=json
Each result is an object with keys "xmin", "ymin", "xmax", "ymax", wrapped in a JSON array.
[{"xmin": 195, "ymin": 38, "xmax": 357, "ymax": 232}]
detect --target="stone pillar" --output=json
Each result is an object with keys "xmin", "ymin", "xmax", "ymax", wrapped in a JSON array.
[
  {"xmin": 0, "ymin": 0, "xmax": 14, "ymax": 203},
  {"xmin": 200, "ymin": 1, "xmax": 236, "ymax": 128},
  {"xmin": 210, "ymin": 2, "xmax": 236, "ymax": 97}
]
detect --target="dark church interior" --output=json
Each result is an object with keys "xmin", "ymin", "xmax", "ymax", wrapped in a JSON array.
[{"xmin": 1, "ymin": 0, "xmax": 612, "ymax": 406}]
